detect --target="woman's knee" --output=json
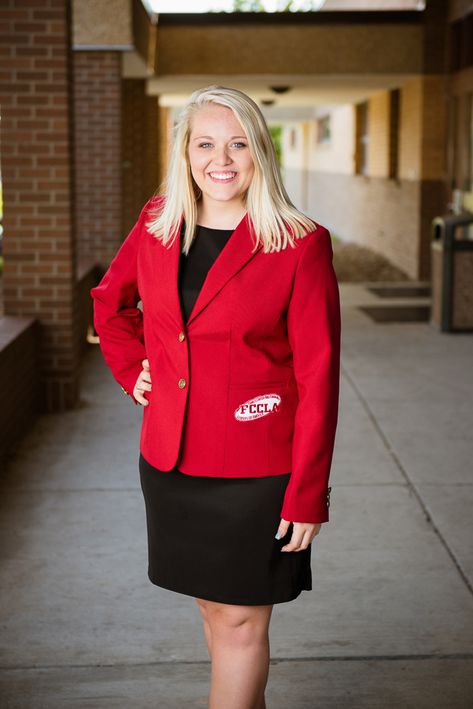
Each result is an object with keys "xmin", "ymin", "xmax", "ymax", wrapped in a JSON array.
[{"xmin": 200, "ymin": 601, "xmax": 273, "ymax": 646}]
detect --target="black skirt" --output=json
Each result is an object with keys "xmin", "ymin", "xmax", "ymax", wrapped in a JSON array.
[{"xmin": 139, "ymin": 452, "xmax": 312, "ymax": 605}]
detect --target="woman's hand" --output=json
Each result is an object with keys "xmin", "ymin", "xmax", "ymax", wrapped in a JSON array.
[
  {"xmin": 275, "ymin": 518, "xmax": 322, "ymax": 551},
  {"xmin": 133, "ymin": 358, "xmax": 152, "ymax": 406}
]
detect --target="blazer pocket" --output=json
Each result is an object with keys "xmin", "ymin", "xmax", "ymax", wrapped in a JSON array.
[{"xmin": 224, "ymin": 383, "xmax": 290, "ymax": 474}]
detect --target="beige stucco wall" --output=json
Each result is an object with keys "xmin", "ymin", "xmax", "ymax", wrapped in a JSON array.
[
  {"xmin": 72, "ymin": 0, "xmax": 133, "ymax": 48},
  {"xmin": 308, "ymin": 105, "xmax": 355, "ymax": 175},
  {"xmin": 282, "ymin": 123, "xmax": 307, "ymax": 209},
  {"xmin": 155, "ymin": 23, "xmax": 423, "ymax": 76}
]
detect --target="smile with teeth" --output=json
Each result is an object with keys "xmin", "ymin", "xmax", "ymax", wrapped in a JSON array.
[{"xmin": 208, "ymin": 171, "xmax": 238, "ymax": 183}]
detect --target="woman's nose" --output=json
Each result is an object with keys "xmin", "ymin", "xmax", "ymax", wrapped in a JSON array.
[{"xmin": 213, "ymin": 147, "xmax": 233, "ymax": 165}]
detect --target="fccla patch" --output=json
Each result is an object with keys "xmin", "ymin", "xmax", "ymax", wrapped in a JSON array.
[{"xmin": 234, "ymin": 393, "xmax": 282, "ymax": 422}]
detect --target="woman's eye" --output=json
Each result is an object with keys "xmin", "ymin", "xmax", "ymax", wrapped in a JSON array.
[{"xmin": 198, "ymin": 142, "xmax": 247, "ymax": 149}]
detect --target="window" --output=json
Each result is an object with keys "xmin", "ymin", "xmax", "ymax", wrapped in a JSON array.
[
  {"xmin": 466, "ymin": 92, "xmax": 473, "ymax": 191},
  {"xmin": 389, "ymin": 88, "xmax": 400, "ymax": 180},
  {"xmin": 289, "ymin": 128, "xmax": 297, "ymax": 150},
  {"xmin": 355, "ymin": 101, "xmax": 369, "ymax": 176},
  {"xmin": 446, "ymin": 92, "xmax": 473, "ymax": 194},
  {"xmin": 316, "ymin": 115, "xmax": 331, "ymax": 145},
  {"xmin": 447, "ymin": 95, "xmax": 459, "ymax": 190},
  {"xmin": 449, "ymin": 15, "xmax": 473, "ymax": 72}
]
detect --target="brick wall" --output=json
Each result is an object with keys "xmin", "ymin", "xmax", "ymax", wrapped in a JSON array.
[
  {"xmin": 122, "ymin": 78, "xmax": 160, "ymax": 235},
  {"xmin": 73, "ymin": 51, "xmax": 123, "ymax": 270},
  {"xmin": 72, "ymin": 64, "xmax": 162, "ymax": 268},
  {"xmin": 0, "ymin": 0, "xmax": 80, "ymax": 411}
]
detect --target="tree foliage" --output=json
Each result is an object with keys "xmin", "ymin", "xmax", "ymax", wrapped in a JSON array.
[{"xmin": 231, "ymin": 1, "xmax": 319, "ymax": 11}]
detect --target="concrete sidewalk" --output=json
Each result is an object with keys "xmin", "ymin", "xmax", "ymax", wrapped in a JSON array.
[{"xmin": 1, "ymin": 283, "xmax": 472, "ymax": 708}]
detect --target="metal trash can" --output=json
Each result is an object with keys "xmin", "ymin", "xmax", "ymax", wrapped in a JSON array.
[{"xmin": 431, "ymin": 212, "xmax": 473, "ymax": 332}]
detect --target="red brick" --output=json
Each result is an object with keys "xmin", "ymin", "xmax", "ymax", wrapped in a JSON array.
[
  {"xmin": 14, "ymin": 22, "xmax": 48, "ymax": 33},
  {"xmin": 1, "ymin": 0, "xmax": 79, "ymax": 415},
  {"xmin": 17, "ymin": 71, "xmax": 50, "ymax": 81},
  {"xmin": 32, "ymin": 10, "xmax": 64, "ymax": 20}
]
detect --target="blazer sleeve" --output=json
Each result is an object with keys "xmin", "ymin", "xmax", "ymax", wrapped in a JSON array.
[
  {"xmin": 89, "ymin": 200, "xmax": 151, "ymax": 405},
  {"xmin": 280, "ymin": 227, "xmax": 341, "ymax": 524}
]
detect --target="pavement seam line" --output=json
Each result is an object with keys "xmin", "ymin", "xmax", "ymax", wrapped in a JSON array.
[
  {"xmin": 340, "ymin": 363, "xmax": 473, "ymax": 596},
  {"xmin": 1, "ymin": 653, "xmax": 473, "ymax": 671}
]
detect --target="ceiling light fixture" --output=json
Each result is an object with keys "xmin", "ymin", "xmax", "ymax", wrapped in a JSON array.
[{"xmin": 270, "ymin": 86, "xmax": 292, "ymax": 94}]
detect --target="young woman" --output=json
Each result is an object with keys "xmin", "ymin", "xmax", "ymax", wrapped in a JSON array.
[{"xmin": 90, "ymin": 85, "xmax": 341, "ymax": 709}]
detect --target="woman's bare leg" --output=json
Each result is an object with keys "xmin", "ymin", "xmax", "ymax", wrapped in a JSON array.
[
  {"xmin": 196, "ymin": 597, "xmax": 273, "ymax": 709},
  {"xmin": 196, "ymin": 597, "xmax": 213, "ymax": 660}
]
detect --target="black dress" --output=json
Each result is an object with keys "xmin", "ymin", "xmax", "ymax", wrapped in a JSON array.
[{"xmin": 139, "ymin": 223, "xmax": 312, "ymax": 605}]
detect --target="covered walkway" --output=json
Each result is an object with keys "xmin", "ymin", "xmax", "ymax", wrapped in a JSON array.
[{"xmin": 1, "ymin": 287, "xmax": 472, "ymax": 708}]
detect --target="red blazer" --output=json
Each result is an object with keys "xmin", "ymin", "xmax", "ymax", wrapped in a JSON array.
[{"xmin": 90, "ymin": 195, "xmax": 341, "ymax": 523}]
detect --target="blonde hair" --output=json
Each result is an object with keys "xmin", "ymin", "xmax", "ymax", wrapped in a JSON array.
[{"xmin": 145, "ymin": 84, "xmax": 317, "ymax": 255}]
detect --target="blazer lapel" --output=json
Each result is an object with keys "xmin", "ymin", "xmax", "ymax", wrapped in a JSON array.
[{"xmin": 157, "ymin": 210, "xmax": 264, "ymax": 330}]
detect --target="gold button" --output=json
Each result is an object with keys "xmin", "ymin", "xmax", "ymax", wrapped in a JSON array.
[
  {"xmin": 178, "ymin": 331, "xmax": 186, "ymax": 342},
  {"xmin": 178, "ymin": 378, "xmax": 186, "ymax": 388}
]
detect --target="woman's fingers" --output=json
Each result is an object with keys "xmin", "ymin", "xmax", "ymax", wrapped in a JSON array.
[
  {"xmin": 138, "ymin": 378, "xmax": 152, "ymax": 391},
  {"xmin": 311, "ymin": 523, "xmax": 322, "ymax": 542},
  {"xmin": 140, "ymin": 360, "xmax": 152, "ymax": 385},
  {"xmin": 280, "ymin": 522, "xmax": 322, "ymax": 552},
  {"xmin": 282, "ymin": 531, "xmax": 310, "ymax": 553},
  {"xmin": 275, "ymin": 518, "xmax": 291, "ymax": 541},
  {"xmin": 281, "ymin": 526, "xmax": 305, "ymax": 552},
  {"xmin": 133, "ymin": 366, "xmax": 153, "ymax": 405},
  {"xmin": 133, "ymin": 383, "xmax": 149, "ymax": 406}
]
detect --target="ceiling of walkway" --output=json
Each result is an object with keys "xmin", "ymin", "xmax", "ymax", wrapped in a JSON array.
[
  {"xmin": 73, "ymin": 1, "xmax": 428, "ymax": 118},
  {"xmin": 143, "ymin": 74, "xmax": 418, "ymax": 114},
  {"xmin": 124, "ymin": 7, "xmax": 424, "ymax": 118}
]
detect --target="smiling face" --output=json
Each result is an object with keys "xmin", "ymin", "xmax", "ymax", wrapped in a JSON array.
[{"xmin": 187, "ymin": 103, "xmax": 255, "ymax": 212}]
